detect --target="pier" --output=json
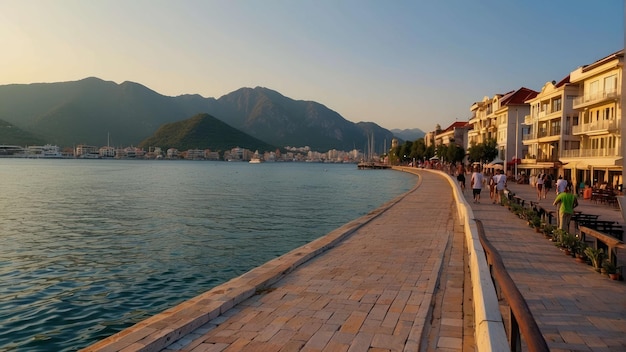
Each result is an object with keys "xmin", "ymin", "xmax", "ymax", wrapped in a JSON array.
[
  {"xmin": 357, "ymin": 162, "xmax": 392, "ymax": 170},
  {"xmin": 83, "ymin": 168, "xmax": 626, "ymax": 351}
]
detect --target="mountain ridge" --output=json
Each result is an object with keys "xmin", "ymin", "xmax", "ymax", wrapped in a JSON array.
[{"xmin": 0, "ymin": 77, "xmax": 410, "ymax": 152}]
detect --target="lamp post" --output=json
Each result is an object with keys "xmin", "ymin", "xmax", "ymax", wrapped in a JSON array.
[{"xmin": 515, "ymin": 109, "xmax": 519, "ymax": 181}]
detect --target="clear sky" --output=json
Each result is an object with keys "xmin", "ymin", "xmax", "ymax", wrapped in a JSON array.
[{"xmin": 0, "ymin": 0, "xmax": 623, "ymax": 132}]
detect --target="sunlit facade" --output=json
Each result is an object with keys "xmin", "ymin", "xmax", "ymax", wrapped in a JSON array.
[
  {"xmin": 560, "ymin": 50, "xmax": 623, "ymax": 189},
  {"xmin": 522, "ymin": 76, "xmax": 579, "ymax": 177},
  {"xmin": 468, "ymin": 88, "xmax": 538, "ymax": 173}
]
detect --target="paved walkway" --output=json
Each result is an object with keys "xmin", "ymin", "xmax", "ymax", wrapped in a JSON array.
[
  {"xmin": 466, "ymin": 179, "xmax": 626, "ymax": 351},
  {"xmin": 87, "ymin": 169, "xmax": 626, "ymax": 351},
  {"xmin": 156, "ymin": 170, "xmax": 472, "ymax": 352}
]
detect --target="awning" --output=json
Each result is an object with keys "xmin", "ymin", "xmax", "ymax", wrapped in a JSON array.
[{"xmin": 489, "ymin": 157, "xmax": 504, "ymax": 164}]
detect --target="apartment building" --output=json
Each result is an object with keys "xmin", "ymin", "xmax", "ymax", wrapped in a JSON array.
[
  {"xmin": 522, "ymin": 75, "xmax": 579, "ymax": 178},
  {"xmin": 560, "ymin": 50, "xmax": 623, "ymax": 189},
  {"xmin": 468, "ymin": 87, "xmax": 538, "ymax": 173},
  {"xmin": 433, "ymin": 121, "xmax": 469, "ymax": 148}
]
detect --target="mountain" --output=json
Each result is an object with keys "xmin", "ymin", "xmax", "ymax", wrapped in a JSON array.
[
  {"xmin": 391, "ymin": 128, "xmax": 425, "ymax": 142},
  {"xmin": 138, "ymin": 113, "xmax": 276, "ymax": 152},
  {"xmin": 209, "ymin": 87, "xmax": 396, "ymax": 152},
  {"xmin": 0, "ymin": 119, "xmax": 45, "ymax": 145},
  {"xmin": 0, "ymin": 77, "xmax": 395, "ymax": 152}
]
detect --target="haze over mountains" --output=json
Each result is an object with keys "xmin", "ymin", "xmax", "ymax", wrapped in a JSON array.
[{"xmin": 0, "ymin": 77, "xmax": 423, "ymax": 152}]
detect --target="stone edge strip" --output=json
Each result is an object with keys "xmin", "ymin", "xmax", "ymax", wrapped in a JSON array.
[
  {"xmin": 81, "ymin": 170, "xmax": 425, "ymax": 352},
  {"xmin": 413, "ymin": 168, "xmax": 509, "ymax": 352}
]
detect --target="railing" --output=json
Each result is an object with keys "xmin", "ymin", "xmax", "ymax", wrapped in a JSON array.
[
  {"xmin": 573, "ymin": 90, "xmax": 619, "ymax": 108},
  {"xmin": 560, "ymin": 147, "xmax": 621, "ymax": 158},
  {"xmin": 536, "ymin": 155, "xmax": 559, "ymax": 162},
  {"xmin": 561, "ymin": 149, "xmax": 579, "ymax": 158},
  {"xmin": 524, "ymin": 115, "xmax": 532, "ymax": 125},
  {"xmin": 572, "ymin": 119, "xmax": 620, "ymax": 134},
  {"xmin": 475, "ymin": 219, "xmax": 550, "ymax": 352}
]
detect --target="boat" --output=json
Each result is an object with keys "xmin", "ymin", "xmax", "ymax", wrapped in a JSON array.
[
  {"xmin": 249, "ymin": 150, "xmax": 263, "ymax": 163},
  {"xmin": 27, "ymin": 144, "xmax": 64, "ymax": 158}
]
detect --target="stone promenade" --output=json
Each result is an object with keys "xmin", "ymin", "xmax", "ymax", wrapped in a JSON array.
[
  {"xmin": 84, "ymin": 169, "xmax": 474, "ymax": 352},
  {"xmin": 85, "ymin": 169, "xmax": 626, "ymax": 352},
  {"xmin": 467, "ymin": 179, "xmax": 626, "ymax": 351}
]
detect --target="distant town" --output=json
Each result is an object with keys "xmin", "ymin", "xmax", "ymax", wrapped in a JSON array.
[{"xmin": 0, "ymin": 143, "xmax": 380, "ymax": 164}]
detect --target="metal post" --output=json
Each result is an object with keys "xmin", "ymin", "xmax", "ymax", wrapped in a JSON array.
[{"xmin": 515, "ymin": 109, "xmax": 519, "ymax": 180}]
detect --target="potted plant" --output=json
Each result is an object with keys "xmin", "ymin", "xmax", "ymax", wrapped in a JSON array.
[
  {"xmin": 530, "ymin": 216, "xmax": 542, "ymax": 232},
  {"xmin": 574, "ymin": 241, "xmax": 588, "ymax": 263},
  {"xmin": 584, "ymin": 247, "xmax": 605, "ymax": 272},
  {"xmin": 602, "ymin": 260, "xmax": 619, "ymax": 279},
  {"xmin": 511, "ymin": 203, "xmax": 524, "ymax": 218},
  {"xmin": 542, "ymin": 224, "xmax": 555, "ymax": 239},
  {"xmin": 560, "ymin": 231, "xmax": 577, "ymax": 256}
]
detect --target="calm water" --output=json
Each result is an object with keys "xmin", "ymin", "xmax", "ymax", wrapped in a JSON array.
[{"xmin": 0, "ymin": 159, "xmax": 415, "ymax": 351}]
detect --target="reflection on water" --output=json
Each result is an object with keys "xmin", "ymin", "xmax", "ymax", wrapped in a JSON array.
[{"xmin": 0, "ymin": 159, "xmax": 415, "ymax": 351}]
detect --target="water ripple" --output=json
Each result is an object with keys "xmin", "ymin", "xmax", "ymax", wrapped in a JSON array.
[{"xmin": 0, "ymin": 160, "xmax": 415, "ymax": 351}]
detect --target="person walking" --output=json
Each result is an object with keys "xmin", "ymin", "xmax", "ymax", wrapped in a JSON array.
[
  {"xmin": 556, "ymin": 175, "xmax": 567, "ymax": 194},
  {"xmin": 493, "ymin": 169, "xmax": 507, "ymax": 205},
  {"xmin": 553, "ymin": 184, "xmax": 578, "ymax": 231},
  {"xmin": 536, "ymin": 172, "xmax": 544, "ymax": 200},
  {"xmin": 470, "ymin": 166, "xmax": 484, "ymax": 203},
  {"xmin": 456, "ymin": 165, "xmax": 466, "ymax": 193},
  {"xmin": 543, "ymin": 174, "xmax": 553, "ymax": 198}
]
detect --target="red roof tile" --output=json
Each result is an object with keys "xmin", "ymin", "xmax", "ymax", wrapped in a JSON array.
[
  {"xmin": 554, "ymin": 75, "xmax": 570, "ymax": 88},
  {"xmin": 500, "ymin": 87, "xmax": 538, "ymax": 105}
]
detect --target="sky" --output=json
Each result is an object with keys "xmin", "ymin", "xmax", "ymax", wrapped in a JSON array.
[{"xmin": 0, "ymin": 0, "xmax": 623, "ymax": 132}]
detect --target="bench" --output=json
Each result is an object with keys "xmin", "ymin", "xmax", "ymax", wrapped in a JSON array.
[
  {"xmin": 513, "ymin": 196, "xmax": 525, "ymax": 207},
  {"xmin": 579, "ymin": 225, "xmax": 626, "ymax": 266},
  {"xmin": 534, "ymin": 205, "xmax": 555, "ymax": 225}
]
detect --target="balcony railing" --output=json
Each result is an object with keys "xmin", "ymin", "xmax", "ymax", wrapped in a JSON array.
[
  {"xmin": 572, "ymin": 119, "xmax": 620, "ymax": 135},
  {"xmin": 572, "ymin": 90, "xmax": 619, "ymax": 108},
  {"xmin": 560, "ymin": 147, "xmax": 621, "ymax": 158},
  {"xmin": 524, "ymin": 114, "xmax": 532, "ymax": 125},
  {"xmin": 536, "ymin": 155, "xmax": 559, "ymax": 162}
]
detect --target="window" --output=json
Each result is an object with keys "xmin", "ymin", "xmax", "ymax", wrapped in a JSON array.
[
  {"xmin": 608, "ymin": 136, "xmax": 616, "ymax": 149},
  {"xmin": 589, "ymin": 80, "xmax": 599, "ymax": 98},
  {"xmin": 550, "ymin": 120, "xmax": 561, "ymax": 135},
  {"xmin": 604, "ymin": 75, "xmax": 617, "ymax": 93},
  {"xmin": 552, "ymin": 97, "xmax": 562, "ymax": 112}
]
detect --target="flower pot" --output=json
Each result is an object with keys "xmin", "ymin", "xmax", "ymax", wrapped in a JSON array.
[{"xmin": 609, "ymin": 273, "xmax": 620, "ymax": 280}]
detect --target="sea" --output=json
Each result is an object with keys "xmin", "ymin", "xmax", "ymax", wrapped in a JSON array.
[{"xmin": 0, "ymin": 159, "xmax": 416, "ymax": 351}]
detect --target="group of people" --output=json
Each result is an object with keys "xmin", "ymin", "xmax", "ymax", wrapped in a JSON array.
[
  {"xmin": 535, "ymin": 172, "xmax": 556, "ymax": 200},
  {"xmin": 456, "ymin": 166, "xmax": 507, "ymax": 205},
  {"xmin": 534, "ymin": 172, "xmax": 578, "ymax": 231},
  {"xmin": 457, "ymin": 166, "xmax": 579, "ymax": 231}
]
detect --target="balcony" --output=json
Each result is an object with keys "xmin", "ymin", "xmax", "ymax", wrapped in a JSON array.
[
  {"xmin": 536, "ymin": 155, "xmax": 560, "ymax": 163},
  {"xmin": 522, "ymin": 133, "xmax": 535, "ymax": 141},
  {"xmin": 561, "ymin": 147, "xmax": 621, "ymax": 158},
  {"xmin": 572, "ymin": 89, "xmax": 619, "ymax": 109},
  {"xmin": 572, "ymin": 119, "xmax": 620, "ymax": 135},
  {"xmin": 524, "ymin": 114, "xmax": 532, "ymax": 125}
]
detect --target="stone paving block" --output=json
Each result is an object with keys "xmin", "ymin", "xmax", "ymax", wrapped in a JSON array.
[{"xmin": 339, "ymin": 311, "xmax": 368, "ymax": 334}]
